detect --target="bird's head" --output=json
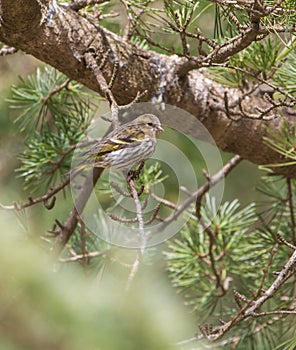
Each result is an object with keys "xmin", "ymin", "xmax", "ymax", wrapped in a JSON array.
[{"xmin": 134, "ymin": 114, "xmax": 164, "ymax": 138}]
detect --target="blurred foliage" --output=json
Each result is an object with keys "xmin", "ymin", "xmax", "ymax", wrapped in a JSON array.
[{"xmin": 0, "ymin": 212, "xmax": 195, "ymax": 350}]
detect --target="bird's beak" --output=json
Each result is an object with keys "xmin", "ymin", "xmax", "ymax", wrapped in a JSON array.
[{"xmin": 157, "ymin": 125, "xmax": 164, "ymax": 132}]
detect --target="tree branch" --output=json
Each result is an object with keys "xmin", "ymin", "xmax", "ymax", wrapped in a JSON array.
[
  {"xmin": 1, "ymin": 0, "xmax": 296, "ymax": 177},
  {"xmin": 155, "ymin": 154, "xmax": 242, "ymax": 231},
  {"xmin": 202, "ymin": 247, "xmax": 296, "ymax": 341}
]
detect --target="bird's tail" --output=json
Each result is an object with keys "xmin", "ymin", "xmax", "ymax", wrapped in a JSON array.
[{"xmin": 68, "ymin": 161, "xmax": 90, "ymax": 179}]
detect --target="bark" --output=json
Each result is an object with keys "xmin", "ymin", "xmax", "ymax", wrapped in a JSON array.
[{"xmin": 0, "ymin": 0, "xmax": 295, "ymax": 177}]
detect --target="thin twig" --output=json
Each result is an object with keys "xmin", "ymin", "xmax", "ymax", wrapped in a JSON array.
[
  {"xmin": 225, "ymin": 64, "xmax": 296, "ymax": 102},
  {"xmin": 125, "ymin": 252, "xmax": 141, "ymax": 291},
  {"xmin": 43, "ymin": 78, "xmax": 71, "ymax": 103},
  {"xmin": 120, "ymin": 0, "xmax": 145, "ymax": 41},
  {"xmin": 148, "ymin": 191, "xmax": 177, "ymax": 209},
  {"xmin": 127, "ymin": 177, "xmax": 146, "ymax": 255},
  {"xmin": 202, "ymin": 248, "xmax": 296, "ymax": 340},
  {"xmin": 84, "ymin": 51, "xmax": 120, "ymax": 128},
  {"xmin": 276, "ymin": 233, "xmax": 296, "ymax": 250},
  {"xmin": 145, "ymin": 203, "xmax": 161, "ymax": 225},
  {"xmin": 251, "ymin": 310, "xmax": 296, "ymax": 317},
  {"xmin": 155, "ymin": 155, "xmax": 242, "ymax": 231},
  {"xmin": 84, "ymin": 51, "xmax": 148, "ymax": 129},
  {"xmin": 256, "ymin": 243, "xmax": 279, "ymax": 297},
  {"xmin": 286, "ymin": 178, "xmax": 296, "ymax": 245},
  {"xmin": 59, "ymin": 249, "xmax": 107, "ymax": 262},
  {"xmin": 0, "ymin": 140, "xmax": 96, "ymax": 212},
  {"xmin": 0, "ymin": 177, "xmax": 70, "ymax": 211},
  {"xmin": 205, "ymin": 223, "xmax": 226, "ymax": 296},
  {"xmin": 108, "ymin": 212, "xmax": 138, "ymax": 223},
  {"xmin": 110, "ymin": 181, "xmax": 131, "ymax": 197}
]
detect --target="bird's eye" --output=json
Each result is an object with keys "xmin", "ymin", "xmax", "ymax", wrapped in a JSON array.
[{"xmin": 147, "ymin": 122, "xmax": 153, "ymax": 126}]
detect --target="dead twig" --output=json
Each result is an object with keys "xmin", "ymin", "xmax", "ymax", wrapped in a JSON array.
[
  {"xmin": 0, "ymin": 177, "xmax": 70, "ymax": 211},
  {"xmin": 59, "ymin": 249, "xmax": 108, "ymax": 262}
]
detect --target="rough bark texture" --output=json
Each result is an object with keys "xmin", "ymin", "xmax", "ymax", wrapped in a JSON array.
[{"xmin": 1, "ymin": 0, "xmax": 295, "ymax": 177}]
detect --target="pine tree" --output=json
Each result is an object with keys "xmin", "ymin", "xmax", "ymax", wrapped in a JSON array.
[{"xmin": 0, "ymin": 1, "xmax": 296, "ymax": 349}]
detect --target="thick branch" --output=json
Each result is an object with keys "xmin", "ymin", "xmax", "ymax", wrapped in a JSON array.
[{"xmin": 1, "ymin": 0, "xmax": 296, "ymax": 177}]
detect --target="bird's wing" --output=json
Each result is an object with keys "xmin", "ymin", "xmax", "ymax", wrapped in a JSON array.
[
  {"xmin": 108, "ymin": 127, "xmax": 147, "ymax": 146},
  {"xmin": 82, "ymin": 128, "xmax": 146, "ymax": 162}
]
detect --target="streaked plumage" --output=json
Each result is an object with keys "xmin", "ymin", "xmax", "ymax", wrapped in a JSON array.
[{"xmin": 75, "ymin": 114, "xmax": 163, "ymax": 172}]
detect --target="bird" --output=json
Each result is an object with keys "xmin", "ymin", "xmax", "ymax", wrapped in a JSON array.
[{"xmin": 73, "ymin": 114, "xmax": 163, "ymax": 174}]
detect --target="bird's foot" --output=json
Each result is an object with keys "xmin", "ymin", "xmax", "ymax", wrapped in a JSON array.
[{"xmin": 127, "ymin": 161, "xmax": 145, "ymax": 181}]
